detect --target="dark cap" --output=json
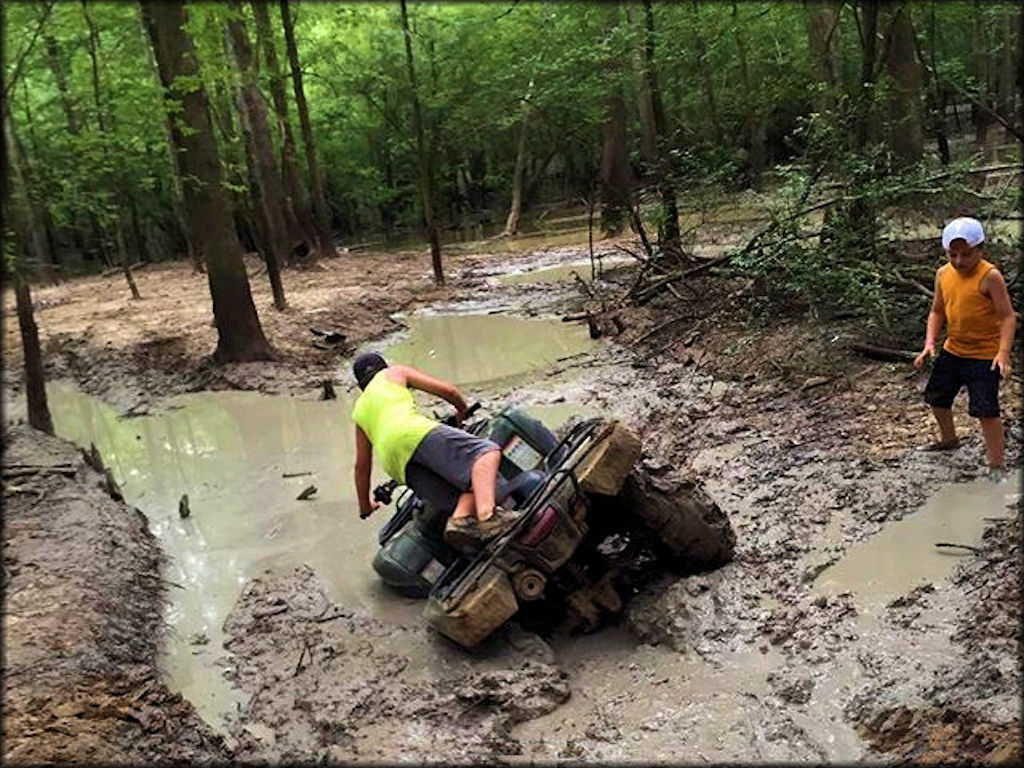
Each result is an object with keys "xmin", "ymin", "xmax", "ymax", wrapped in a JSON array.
[{"xmin": 352, "ymin": 351, "xmax": 388, "ymax": 389}]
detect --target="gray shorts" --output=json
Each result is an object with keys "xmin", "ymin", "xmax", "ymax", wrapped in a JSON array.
[{"xmin": 405, "ymin": 425, "xmax": 499, "ymax": 509}]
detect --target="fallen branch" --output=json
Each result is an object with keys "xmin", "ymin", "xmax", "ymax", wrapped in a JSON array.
[
  {"xmin": 851, "ymin": 342, "xmax": 918, "ymax": 362},
  {"xmin": 935, "ymin": 541, "xmax": 983, "ymax": 554},
  {"xmin": 634, "ymin": 314, "xmax": 694, "ymax": 345},
  {"xmin": 282, "ymin": 471, "xmax": 313, "ymax": 478}
]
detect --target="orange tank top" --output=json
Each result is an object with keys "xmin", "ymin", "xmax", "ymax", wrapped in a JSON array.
[{"xmin": 939, "ymin": 259, "xmax": 1000, "ymax": 359}]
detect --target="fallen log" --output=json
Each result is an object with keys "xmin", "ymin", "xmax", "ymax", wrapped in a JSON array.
[{"xmin": 851, "ymin": 342, "xmax": 918, "ymax": 362}]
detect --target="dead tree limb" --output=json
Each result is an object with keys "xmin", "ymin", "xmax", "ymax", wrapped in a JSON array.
[{"xmin": 851, "ymin": 342, "xmax": 918, "ymax": 362}]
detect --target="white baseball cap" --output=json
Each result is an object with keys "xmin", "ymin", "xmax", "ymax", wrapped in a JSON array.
[{"xmin": 941, "ymin": 217, "xmax": 985, "ymax": 250}]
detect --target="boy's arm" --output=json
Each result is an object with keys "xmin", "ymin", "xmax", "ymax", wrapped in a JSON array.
[
  {"xmin": 354, "ymin": 426, "xmax": 379, "ymax": 517},
  {"xmin": 914, "ymin": 271, "xmax": 946, "ymax": 369},
  {"xmin": 983, "ymin": 269, "xmax": 1016, "ymax": 377},
  {"xmin": 391, "ymin": 365, "xmax": 470, "ymax": 419}
]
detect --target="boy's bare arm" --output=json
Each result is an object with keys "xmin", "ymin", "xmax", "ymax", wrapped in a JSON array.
[
  {"xmin": 390, "ymin": 365, "xmax": 469, "ymax": 417},
  {"xmin": 354, "ymin": 426, "xmax": 378, "ymax": 517},
  {"xmin": 983, "ymin": 269, "xmax": 1016, "ymax": 376},
  {"xmin": 915, "ymin": 271, "xmax": 946, "ymax": 369}
]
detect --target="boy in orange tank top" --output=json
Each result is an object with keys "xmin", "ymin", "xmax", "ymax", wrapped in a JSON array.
[{"xmin": 913, "ymin": 217, "xmax": 1016, "ymax": 470}]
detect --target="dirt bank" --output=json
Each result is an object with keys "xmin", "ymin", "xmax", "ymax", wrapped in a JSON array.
[
  {"xmin": 2, "ymin": 234, "xmax": 1020, "ymax": 763},
  {"xmin": 1, "ymin": 425, "xmax": 229, "ymax": 764}
]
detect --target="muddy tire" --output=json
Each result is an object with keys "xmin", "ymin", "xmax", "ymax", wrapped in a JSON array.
[{"xmin": 619, "ymin": 465, "xmax": 735, "ymax": 572}]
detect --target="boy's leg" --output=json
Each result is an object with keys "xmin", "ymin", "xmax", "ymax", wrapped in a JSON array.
[
  {"xmin": 451, "ymin": 493, "xmax": 476, "ymax": 520},
  {"xmin": 923, "ymin": 351, "xmax": 961, "ymax": 447},
  {"xmin": 930, "ymin": 407, "xmax": 958, "ymax": 446},
  {"xmin": 966, "ymin": 357, "xmax": 1003, "ymax": 468},
  {"xmin": 468, "ymin": 448, "xmax": 500, "ymax": 522},
  {"xmin": 979, "ymin": 417, "xmax": 1006, "ymax": 469}
]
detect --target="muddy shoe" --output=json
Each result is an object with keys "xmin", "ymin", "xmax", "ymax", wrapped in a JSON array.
[
  {"xmin": 915, "ymin": 439, "xmax": 960, "ymax": 452},
  {"xmin": 444, "ymin": 516, "xmax": 485, "ymax": 553},
  {"xmin": 443, "ymin": 508, "xmax": 521, "ymax": 553},
  {"xmin": 475, "ymin": 506, "xmax": 522, "ymax": 540}
]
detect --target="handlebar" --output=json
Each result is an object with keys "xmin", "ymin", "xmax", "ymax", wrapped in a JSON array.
[{"xmin": 364, "ymin": 402, "xmax": 482, "ymax": 518}]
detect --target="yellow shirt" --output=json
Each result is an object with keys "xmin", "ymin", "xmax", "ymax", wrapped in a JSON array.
[
  {"xmin": 351, "ymin": 373, "xmax": 437, "ymax": 483},
  {"xmin": 939, "ymin": 259, "xmax": 1000, "ymax": 359}
]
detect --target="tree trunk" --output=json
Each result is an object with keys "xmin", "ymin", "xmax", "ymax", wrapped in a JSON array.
[
  {"xmin": 503, "ymin": 81, "xmax": 533, "ymax": 236},
  {"xmin": 643, "ymin": 0, "xmax": 681, "ymax": 256},
  {"xmin": 280, "ymin": 0, "xmax": 334, "ymax": 259},
  {"xmin": 732, "ymin": 2, "xmax": 766, "ymax": 186},
  {"xmin": 804, "ymin": 1, "xmax": 842, "ymax": 114},
  {"xmin": 138, "ymin": 7, "xmax": 202, "ymax": 272},
  {"xmin": 916, "ymin": 4, "xmax": 951, "ymax": 164},
  {"xmin": 83, "ymin": 0, "xmax": 141, "ymax": 298},
  {"xmin": 14, "ymin": 274, "xmax": 54, "ymax": 436},
  {"xmin": 970, "ymin": 1, "xmax": 992, "ymax": 148},
  {"xmin": 17, "ymin": 82, "xmax": 60, "ymax": 284},
  {"xmin": 690, "ymin": 1, "xmax": 721, "ymax": 141},
  {"xmin": 227, "ymin": 1, "xmax": 288, "ymax": 310},
  {"xmin": 855, "ymin": 0, "xmax": 881, "ymax": 149},
  {"xmin": 599, "ymin": 88, "xmax": 634, "ymax": 237},
  {"xmin": 883, "ymin": 1, "xmax": 924, "ymax": 164},
  {"xmin": 141, "ymin": 0, "xmax": 276, "ymax": 363},
  {"xmin": 252, "ymin": 0, "xmax": 310, "ymax": 251},
  {"xmin": 5, "ymin": 110, "xmax": 54, "ymax": 435},
  {"xmin": 400, "ymin": 0, "xmax": 444, "ymax": 284},
  {"xmin": 995, "ymin": 9, "xmax": 1019, "ymax": 135}
]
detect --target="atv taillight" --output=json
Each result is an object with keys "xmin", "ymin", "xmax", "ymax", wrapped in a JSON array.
[{"xmin": 520, "ymin": 504, "xmax": 558, "ymax": 546}]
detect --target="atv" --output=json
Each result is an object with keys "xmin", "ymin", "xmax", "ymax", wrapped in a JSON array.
[{"xmin": 369, "ymin": 404, "xmax": 718, "ymax": 648}]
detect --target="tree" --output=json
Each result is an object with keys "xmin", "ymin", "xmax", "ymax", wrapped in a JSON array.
[
  {"xmin": 82, "ymin": 1, "xmax": 142, "ymax": 299},
  {"xmin": 399, "ymin": 0, "xmax": 444, "ymax": 285},
  {"xmin": 883, "ymin": 1, "xmax": 924, "ymax": 164},
  {"xmin": 252, "ymin": 0, "xmax": 309, "ymax": 250},
  {"xmin": 141, "ymin": 0, "xmax": 276, "ymax": 363},
  {"xmin": 638, "ymin": 0, "xmax": 682, "ymax": 257},
  {"xmin": 226, "ymin": 0, "xmax": 288, "ymax": 309},
  {"xmin": 280, "ymin": 0, "xmax": 334, "ymax": 259},
  {"xmin": 502, "ymin": 80, "xmax": 533, "ymax": 237},
  {"xmin": 5, "ymin": 109, "xmax": 54, "ymax": 435}
]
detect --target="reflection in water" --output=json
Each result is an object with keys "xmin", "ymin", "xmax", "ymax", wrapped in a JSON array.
[
  {"xmin": 27, "ymin": 311, "xmax": 595, "ymax": 731},
  {"xmin": 45, "ymin": 381, "xmax": 401, "ymax": 731},
  {"xmin": 384, "ymin": 313, "xmax": 594, "ymax": 387}
]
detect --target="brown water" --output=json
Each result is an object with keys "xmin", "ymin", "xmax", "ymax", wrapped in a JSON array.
[
  {"xmin": 813, "ymin": 478, "xmax": 1019, "ymax": 616},
  {"xmin": 15, "ymin": 311, "xmax": 595, "ymax": 732},
  {"xmin": 382, "ymin": 312, "xmax": 594, "ymax": 388}
]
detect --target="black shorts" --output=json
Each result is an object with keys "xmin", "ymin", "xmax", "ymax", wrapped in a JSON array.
[
  {"xmin": 923, "ymin": 349, "xmax": 1001, "ymax": 418},
  {"xmin": 404, "ymin": 425, "xmax": 499, "ymax": 509}
]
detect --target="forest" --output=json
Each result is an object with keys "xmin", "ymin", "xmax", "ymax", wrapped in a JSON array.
[
  {"xmin": 5, "ymin": 2, "xmax": 1020, "ymax": 301},
  {"xmin": 2, "ymin": 2, "xmax": 1022, "ymax": 764}
]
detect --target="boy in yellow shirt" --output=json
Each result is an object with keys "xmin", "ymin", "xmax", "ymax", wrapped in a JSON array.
[{"xmin": 913, "ymin": 217, "xmax": 1016, "ymax": 469}]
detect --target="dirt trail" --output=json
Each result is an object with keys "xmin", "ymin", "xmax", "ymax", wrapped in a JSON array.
[{"xmin": 2, "ymin": 234, "xmax": 1020, "ymax": 764}]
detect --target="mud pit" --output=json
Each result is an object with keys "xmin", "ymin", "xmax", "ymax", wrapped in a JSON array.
[{"xmin": 3, "ymin": 228, "xmax": 1021, "ymax": 763}]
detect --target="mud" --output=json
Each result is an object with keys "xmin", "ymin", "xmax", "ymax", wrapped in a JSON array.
[
  {"xmin": 3, "ymin": 218, "xmax": 1021, "ymax": 763},
  {"xmin": 1, "ymin": 425, "xmax": 229, "ymax": 764}
]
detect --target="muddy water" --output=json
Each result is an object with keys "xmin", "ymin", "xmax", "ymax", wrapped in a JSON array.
[
  {"xmin": 813, "ymin": 478, "xmax": 1019, "ymax": 616},
  {"xmin": 24, "ymin": 310, "xmax": 594, "ymax": 733},
  {"xmin": 498, "ymin": 257, "xmax": 632, "ymax": 286},
  {"xmin": 382, "ymin": 312, "xmax": 594, "ymax": 388}
]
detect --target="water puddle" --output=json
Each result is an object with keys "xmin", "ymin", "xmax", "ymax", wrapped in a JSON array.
[
  {"xmin": 813, "ymin": 478, "xmax": 1018, "ymax": 616},
  {"xmin": 383, "ymin": 312, "xmax": 594, "ymax": 389},
  {"xmin": 14, "ymin": 311, "xmax": 597, "ymax": 732},
  {"xmin": 497, "ymin": 257, "xmax": 631, "ymax": 286}
]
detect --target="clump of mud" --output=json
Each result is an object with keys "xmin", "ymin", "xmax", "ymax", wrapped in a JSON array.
[
  {"xmin": 2, "ymin": 425, "xmax": 229, "ymax": 764},
  {"xmin": 221, "ymin": 565, "xmax": 570, "ymax": 763}
]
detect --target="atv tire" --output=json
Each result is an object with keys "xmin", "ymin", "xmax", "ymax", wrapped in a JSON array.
[{"xmin": 618, "ymin": 465, "xmax": 735, "ymax": 572}]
